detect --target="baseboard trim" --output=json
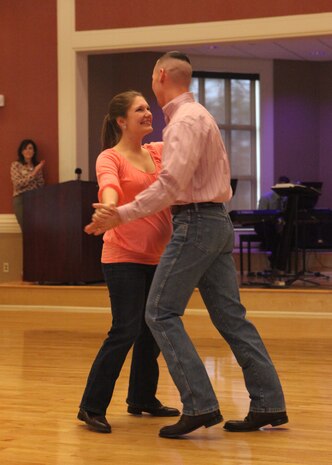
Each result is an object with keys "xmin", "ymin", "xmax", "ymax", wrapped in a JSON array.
[
  {"xmin": 0, "ymin": 304, "xmax": 108, "ymax": 313},
  {"xmin": 0, "ymin": 214, "xmax": 21, "ymax": 234},
  {"xmin": 1, "ymin": 304, "xmax": 331, "ymax": 319}
]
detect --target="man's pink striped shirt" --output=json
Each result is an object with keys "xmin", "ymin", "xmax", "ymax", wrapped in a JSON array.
[{"xmin": 118, "ymin": 92, "xmax": 232, "ymax": 223}]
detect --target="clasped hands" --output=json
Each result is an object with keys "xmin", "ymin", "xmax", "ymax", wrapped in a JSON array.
[{"xmin": 84, "ymin": 203, "xmax": 121, "ymax": 235}]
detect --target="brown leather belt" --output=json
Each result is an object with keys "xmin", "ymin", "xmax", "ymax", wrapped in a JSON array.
[{"xmin": 171, "ymin": 202, "xmax": 224, "ymax": 215}]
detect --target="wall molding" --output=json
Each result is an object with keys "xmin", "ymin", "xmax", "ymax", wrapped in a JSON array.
[
  {"xmin": 72, "ymin": 13, "xmax": 332, "ymax": 52},
  {"xmin": 0, "ymin": 214, "xmax": 21, "ymax": 234},
  {"xmin": 57, "ymin": 0, "xmax": 332, "ymax": 184}
]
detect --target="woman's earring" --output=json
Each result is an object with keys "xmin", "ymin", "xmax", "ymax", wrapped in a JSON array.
[{"xmin": 123, "ymin": 124, "xmax": 127, "ymax": 130}]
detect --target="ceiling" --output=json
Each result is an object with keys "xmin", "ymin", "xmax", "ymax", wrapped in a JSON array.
[{"xmin": 152, "ymin": 35, "xmax": 332, "ymax": 61}]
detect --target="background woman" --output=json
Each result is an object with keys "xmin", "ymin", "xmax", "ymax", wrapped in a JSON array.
[
  {"xmin": 78, "ymin": 90, "xmax": 179, "ymax": 433},
  {"xmin": 10, "ymin": 139, "xmax": 45, "ymax": 229}
]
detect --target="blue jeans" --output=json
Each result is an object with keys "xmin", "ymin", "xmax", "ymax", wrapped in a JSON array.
[
  {"xmin": 80, "ymin": 263, "xmax": 162, "ymax": 415},
  {"xmin": 146, "ymin": 203, "xmax": 286, "ymax": 416}
]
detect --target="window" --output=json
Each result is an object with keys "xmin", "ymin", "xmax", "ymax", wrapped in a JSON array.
[{"xmin": 190, "ymin": 72, "xmax": 260, "ymax": 210}]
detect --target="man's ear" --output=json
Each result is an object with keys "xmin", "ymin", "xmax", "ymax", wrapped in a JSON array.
[{"xmin": 159, "ymin": 67, "xmax": 166, "ymax": 83}]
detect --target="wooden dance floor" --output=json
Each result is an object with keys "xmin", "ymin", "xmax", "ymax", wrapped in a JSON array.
[{"xmin": 0, "ymin": 282, "xmax": 332, "ymax": 464}]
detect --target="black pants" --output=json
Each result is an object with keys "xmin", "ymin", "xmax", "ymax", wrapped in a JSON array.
[
  {"xmin": 79, "ymin": 263, "xmax": 161, "ymax": 415},
  {"xmin": 254, "ymin": 222, "xmax": 282, "ymax": 269}
]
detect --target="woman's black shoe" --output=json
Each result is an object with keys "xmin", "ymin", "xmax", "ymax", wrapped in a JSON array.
[
  {"xmin": 77, "ymin": 408, "xmax": 111, "ymax": 433},
  {"xmin": 127, "ymin": 404, "xmax": 180, "ymax": 417}
]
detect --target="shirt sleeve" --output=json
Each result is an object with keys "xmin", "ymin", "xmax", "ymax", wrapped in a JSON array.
[
  {"xmin": 96, "ymin": 151, "xmax": 124, "ymax": 203},
  {"xmin": 35, "ymin": 170, "xmax": 45, "ymax": 188},
  {"xmin": 10, "ymin": 162, "xmax": 34, "ymax": 190},
  {"xmin": 258, "ymin": 196, "xmax": 266, "ymax": 209}
]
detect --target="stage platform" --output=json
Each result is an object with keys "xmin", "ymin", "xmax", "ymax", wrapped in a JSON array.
[
  {"xmin": 1, "ymin": 275, "xmax": 331, "ymax": 339},
  {"xmin": 1, "ymin": 235, "xmax": 331, "ymax": 338}
]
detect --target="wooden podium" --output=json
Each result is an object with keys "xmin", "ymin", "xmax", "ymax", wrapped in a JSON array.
[{"xmin": 23, "ymin": 181, "xmax": 104, "ymax": 284}]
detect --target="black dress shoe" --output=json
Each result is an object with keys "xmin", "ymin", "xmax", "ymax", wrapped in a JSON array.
[
  {"xmin": 127, "ymin": 404, "xmax": 180, "ymax": 417},
  {"xmin": 77, "ymin": 408, "xmax": 111, "ymax": 433},
  {"xmin": 159, "ymin": 409, "xmax": 223, "ymax": 438},
  {"xmin": 224, "ymin": 411, "xmax": 288, "ymax": 432}
]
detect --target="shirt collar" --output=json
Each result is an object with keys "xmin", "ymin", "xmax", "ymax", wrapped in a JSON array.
[{"xmin": 163, "ymin": 92, "xmax": 195, "ymax": 124}]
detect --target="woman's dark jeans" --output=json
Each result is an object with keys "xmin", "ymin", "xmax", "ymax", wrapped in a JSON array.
[{"xmin": 80, "ymin": 263, "xmax": 162, "ymax": 415}]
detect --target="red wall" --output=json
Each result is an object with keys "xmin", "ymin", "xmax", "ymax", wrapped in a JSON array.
[
  {"xmin": 75, "ymin": 0, "xmax": 332, "ymax": 30},
  {"xmin": 1, "ymin": 1, "xmax": 332, "ymax": 214},
  {"xmin": 0, "ymin": 0, "xmax": 58, "ymax": 214}
]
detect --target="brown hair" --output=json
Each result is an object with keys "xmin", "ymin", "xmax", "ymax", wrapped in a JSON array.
[
  {"xmin": 17, "ymin": 139, "xmax": 39, "ymax": 165},
  {"xmin": 155, "ymin": 51, "xmax": 192, "ymax": 87},
  {"xmin": 101, "ymin": 90, "xmax": 143, "ymax": 150},
  {"xmin": 158, "ymin": 51, "xmax": 191, "ymax": 65}
]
